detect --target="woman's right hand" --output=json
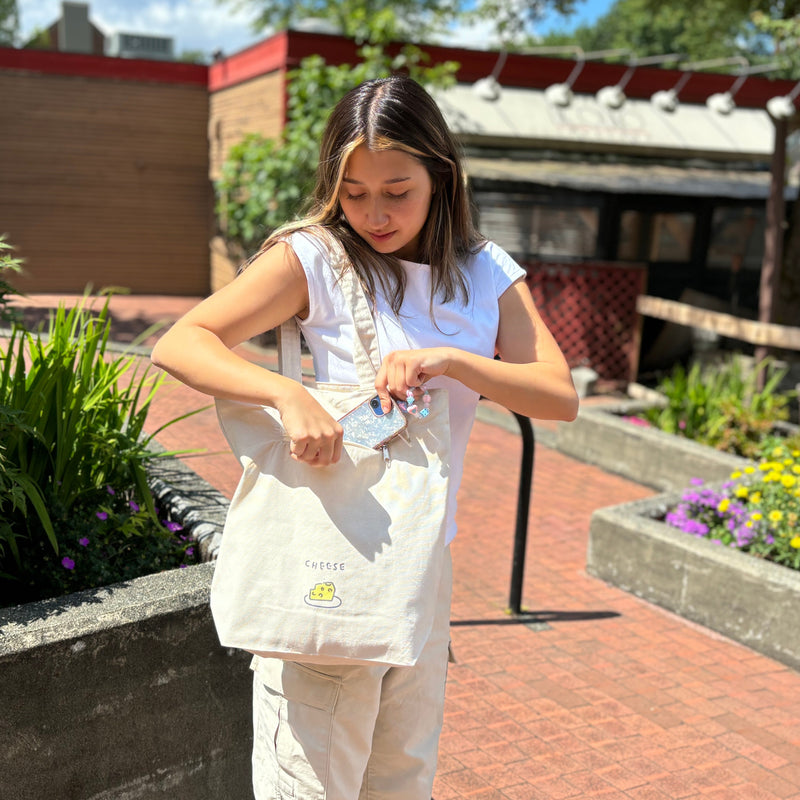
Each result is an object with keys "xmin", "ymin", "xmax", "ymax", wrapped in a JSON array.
[{"xmin": 275, "ymin": 384, "xmax": 344, "ymax": 467}]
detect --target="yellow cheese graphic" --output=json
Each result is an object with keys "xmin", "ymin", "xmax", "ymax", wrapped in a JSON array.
[
  {"xmin": 309, "ymin": 582, "xmax": 335, "ymax": 602},
  {"xmin": 305, "ymin": 581, "xmax": 342, "ymax": 608}
]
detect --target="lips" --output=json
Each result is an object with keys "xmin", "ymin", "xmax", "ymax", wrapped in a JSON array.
[{"xmin": 367, "ymin": 230, "xmax": 395, "ymax": 243}]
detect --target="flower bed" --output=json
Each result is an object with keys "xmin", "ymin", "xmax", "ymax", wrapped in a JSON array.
[
  {"xmin": 588, "ymin": 490, "xmax": 800, "ymax": 672},
  {"xmin": 664, "ymin": 444, "xmax": 800, "ymax": 571}
]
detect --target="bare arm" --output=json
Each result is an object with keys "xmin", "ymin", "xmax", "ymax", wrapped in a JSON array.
[
  {"xmin": 375, "ymin": 280, "xmax": 579, "ymax": 421},
  {"xmin": 151, "ymin": 242, "xmax": 345, "ymax": 465}
]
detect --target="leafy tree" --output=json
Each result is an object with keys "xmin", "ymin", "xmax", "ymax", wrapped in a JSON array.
[
  {"xmin": 538, "ymin": 0, "xmax": 776, "ymax": 64},
  {"xmin": 225, "ymin": 0, "xmax": 578, "ymax": 46},
  {"xmin": 0, "ymin": 0, "xmax": 18, "ymax": 47}
]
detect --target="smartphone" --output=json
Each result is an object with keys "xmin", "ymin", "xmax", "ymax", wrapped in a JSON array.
[{"xmin": 338, "ymin": 395, "xmax": 407, "ymax": 450}]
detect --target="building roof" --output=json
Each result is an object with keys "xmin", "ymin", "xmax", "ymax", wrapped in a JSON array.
[{"xmin": 465, "ymin": 156, "xmax": 797, "ymax": 200}]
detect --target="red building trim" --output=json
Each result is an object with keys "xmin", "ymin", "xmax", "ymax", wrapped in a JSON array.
[
  {"xmin": 2, "ymin": 29, "xmax": 793, "ymax": 109},
  {"xmin": 0, "ymin": 46, "xmax": 207, "ymax": 85},
  {"xmin": 209, "ymin": 29, "xmax": 796, "ymax": 109}
]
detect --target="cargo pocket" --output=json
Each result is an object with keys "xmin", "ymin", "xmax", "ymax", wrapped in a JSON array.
[{"xmin": 252, "ymin": 657, "xmax": 342, "ymax": 800}]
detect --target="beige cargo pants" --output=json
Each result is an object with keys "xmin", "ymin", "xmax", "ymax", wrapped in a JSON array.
[{"xmin": 250, "ymin": 548, "xmax": 452, "ymax": 800}]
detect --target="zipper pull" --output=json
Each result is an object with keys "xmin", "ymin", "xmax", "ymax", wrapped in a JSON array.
[{"xmin": 382, "ymin": 445, "xmax": 391, "ymax": 467}]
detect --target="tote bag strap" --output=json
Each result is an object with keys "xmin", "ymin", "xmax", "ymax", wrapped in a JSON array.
[{"xmin": 277, "ymin": 235, "xmax": 382, "ymax": 389}]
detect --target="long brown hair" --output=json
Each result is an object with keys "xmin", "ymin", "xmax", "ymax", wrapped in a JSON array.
[{"xmin": 259, "ymin": 75, "xmax": 484, "ymax": 312}]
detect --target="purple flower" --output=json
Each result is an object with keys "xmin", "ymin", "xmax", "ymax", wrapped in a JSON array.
[
  {"xmin": 61, "ymin": 557, "xmax": 75, "ymax": 570},
  {"xmin": 690, "ymin": 478, "xmax": 704, "ymax": 486},
  {"xmin": 96, "ymin": 511, "xmax": 108, "ymax": 521},
  {"xmin": 79, "ymin": 537, "xmax": 90, "ymax": 547},
  {"xmin": 129, "ymin": 501, "xmax": 139, "ymax": 512},
  {"xmin": 106, "ymin": 485, "xmax": 116, "ymax": 495},
  {"xmin": 185, "ymin": 547, "xmax": 195, "ymax": 557},
  {"xmin": 164, "ymin": 521, "xmax": 183, "ymax": 533}
]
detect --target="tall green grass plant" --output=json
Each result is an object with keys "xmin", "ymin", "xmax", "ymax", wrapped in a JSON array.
[{"xmin": 0, "ymin": 296, "xmax": 200, "ymax": 606}]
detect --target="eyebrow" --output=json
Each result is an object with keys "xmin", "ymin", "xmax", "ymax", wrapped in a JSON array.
[{"xmin": 341, "ymin": 176, "xmax": 411, "ymax": 185}]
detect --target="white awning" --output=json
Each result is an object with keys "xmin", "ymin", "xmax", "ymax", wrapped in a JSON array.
[{"xmin": 434, "ymin": 84, "xmax": 776, "ymax": 162}]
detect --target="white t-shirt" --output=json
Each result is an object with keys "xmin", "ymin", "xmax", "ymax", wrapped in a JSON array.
[{"xmin": 289, "ymin": 230, "xmax": 525, "ymax": 544}]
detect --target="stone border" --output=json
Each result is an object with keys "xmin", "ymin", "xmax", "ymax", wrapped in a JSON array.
[
  {"xmin": 588, "ymin": 492, "xmax": 800, "ymax": 672},
  {"xmin": 147, "ymin": 446, "xmax": 228, "ymax": 561},
  {"xmin": 555, "ymin": 401, "xmax": 751, "ymax": 491}
]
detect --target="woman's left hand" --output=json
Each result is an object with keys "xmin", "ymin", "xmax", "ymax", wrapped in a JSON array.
[{"xmin": 375, "ymin": 348, "xmax": 452, "ymax": 412}]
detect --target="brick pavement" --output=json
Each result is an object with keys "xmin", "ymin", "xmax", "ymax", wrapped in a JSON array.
[{"xmin": 21, "ymin": 294, "xmax": 800, "ymax": 799}]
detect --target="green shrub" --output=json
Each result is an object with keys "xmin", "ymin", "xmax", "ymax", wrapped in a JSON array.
[
  {"xmin": 0, "ymin": 235, "xmax": 24, "ymax": 327},
  {"xmin": 642, "ymin": 357, "xmax": 796, "ymax": 458},
  {"xmin": 0, "ymin": 296, "xmax": 200, "ymax": 606}
]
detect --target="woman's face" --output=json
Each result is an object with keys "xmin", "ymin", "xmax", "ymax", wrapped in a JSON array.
[{"xmin": 338, "ymin": 145, "xmax": 433, "ymax": 262}]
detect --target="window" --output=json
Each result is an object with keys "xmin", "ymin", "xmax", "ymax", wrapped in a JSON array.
[
  {"xmin": 649, "ymin": 213, "xmax": 695, "ymax": 262},
  {"xmin": 478, "ymin": 201, "xmax": 598, "ymax": 259},
  {"xmin": 707, "ymin": 206, "xmax": 765, "ymax": 271},
  {"xmin": 618, "ymin": 210, "xmax": 695, "ymax": 263}
]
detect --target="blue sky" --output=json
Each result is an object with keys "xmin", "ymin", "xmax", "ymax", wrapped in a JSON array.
[{"xmin": 17, "ymin": 0, "xmax": 616, "ymax": 59}]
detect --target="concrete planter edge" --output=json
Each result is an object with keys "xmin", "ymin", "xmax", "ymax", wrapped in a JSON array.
[{"xmin": 555, "ymin": 402, "xmax": 754, "ymax": 491}]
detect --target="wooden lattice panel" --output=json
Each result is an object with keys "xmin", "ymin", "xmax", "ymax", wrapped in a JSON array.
[{"xmin": 524, "ymin": 261, "xmax": 647, "ymax": 384}]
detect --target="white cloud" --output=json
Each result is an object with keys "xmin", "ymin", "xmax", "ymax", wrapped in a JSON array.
[{"xmin": 17, "ymin": 0, "xmax": 265, "ymax": 57}]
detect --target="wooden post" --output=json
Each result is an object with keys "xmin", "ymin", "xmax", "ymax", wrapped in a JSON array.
[{"xmin": 756, "ymin": 116, "xmax": 788, "ymax": 369}]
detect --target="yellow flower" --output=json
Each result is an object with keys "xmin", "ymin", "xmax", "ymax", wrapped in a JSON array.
[
  {"xmin": 731, "ymin": 470, "xmax": 742, "ymax": 479},
  {"xmin": 751, "ymin": 492, "xmax": 762, "ymax": 504},
  {"xmin": 781, "ymin": 474, "xmax": 797, "ymax": 489},
  {"xmin": 791, "ymin": 536, "xmax": 800, "ymax": 549},
  {"xmin": 792, "ymin": 465, "xmax": 800, "ymax": 475},
  {"xmin": 735, "ymin": 485, "xmax": 749, "ymax": 499},
  {"xmin": 772, "ymin": 446, "xmax": 785, "ymax": 458},
  {"xmin": 768, "ymin": 510, "xmax": 783, "ymax": 523},
  {"xmin": 745, "ymin": 466, "xmax": 756, "ymax": 474},
  {"xmin": 752, "ymin": 512, "xmax": 763, "ymax": 521},
  {"xmin": 717, "ymin": 498, "xmax": 731, "ymax": 513}
]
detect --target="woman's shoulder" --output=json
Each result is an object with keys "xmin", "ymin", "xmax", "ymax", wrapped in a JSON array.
[
  {"xmin": 467, "ymin": 239, "xmax": 517, "ymax": 266},
  {"xmin": 464, "ymin": 240, "xmax": 526, "ymax": 284}
]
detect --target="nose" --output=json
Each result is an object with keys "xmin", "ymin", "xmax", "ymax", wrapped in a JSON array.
[{"xmin": 367, "ymin": 198, "xmax": 388, "ymax": 227}]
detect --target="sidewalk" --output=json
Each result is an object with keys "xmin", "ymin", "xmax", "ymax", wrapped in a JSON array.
[{"xmin": 26, "ymin": 293, "xmax": 800, "ymax": 799}]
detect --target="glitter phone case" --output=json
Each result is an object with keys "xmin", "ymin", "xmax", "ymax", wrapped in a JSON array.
[{"xmin": 338, "ymin": 395, "xmax": 407, "ymax": 450}]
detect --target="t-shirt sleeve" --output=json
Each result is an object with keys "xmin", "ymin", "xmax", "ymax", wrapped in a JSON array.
[
  {"xmin": 482, "ymin": 241, "xmax": 527, "ymax": 298},
  {"xmin": 284, "ymin": 229, "xmax": 341, "ymax": 327}
]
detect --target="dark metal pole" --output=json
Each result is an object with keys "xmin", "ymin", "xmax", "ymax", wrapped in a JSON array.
[{"xmin": 508, "ymin": 413, "xmax": 535, "ymax": 615}]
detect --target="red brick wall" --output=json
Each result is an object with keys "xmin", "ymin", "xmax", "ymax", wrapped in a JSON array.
[{"xmin": 1, "ymin": 50, "xmax": 212, "ymax": 295}]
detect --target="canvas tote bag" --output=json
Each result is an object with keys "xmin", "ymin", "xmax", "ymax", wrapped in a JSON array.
[{"xmin": 210, "ymin": 243, "xmax": 451, "ymax": 667}]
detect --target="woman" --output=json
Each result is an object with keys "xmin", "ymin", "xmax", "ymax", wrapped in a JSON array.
[{"xmin": 152, "ymin": 74, "xmax": 578, "ymax": 800}]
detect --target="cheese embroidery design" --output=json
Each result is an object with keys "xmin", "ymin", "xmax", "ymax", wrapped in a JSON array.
[{"xmin": 304, "ymin": 581, "xmax": 342, "ymax": 608}]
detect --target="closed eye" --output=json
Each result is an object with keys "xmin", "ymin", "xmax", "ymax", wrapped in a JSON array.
[
  {"xmin": 386, "ymin": 191, "xmax": 409, "ymax": 200},
  {"xmin": 344, "ymin": 192, "xmax": 366, "ymax": 201}
]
